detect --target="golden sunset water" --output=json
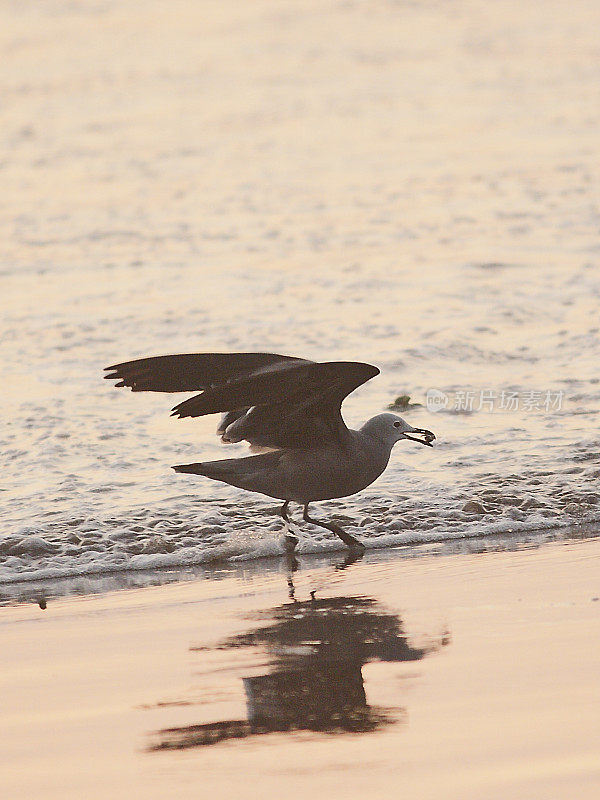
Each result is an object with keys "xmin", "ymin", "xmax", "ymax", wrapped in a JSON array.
[{"xmin": 3, "ymin": 0, "xmax": 600, "ymax": 587}]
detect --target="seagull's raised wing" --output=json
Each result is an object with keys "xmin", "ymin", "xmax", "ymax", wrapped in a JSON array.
[
  {"xmin": 103, "ymin": 352, "xmax": 307, "ymax": 392},
  {"xmin": 104, "ymin": 353, "xmax": 379, "ymax": 448}
]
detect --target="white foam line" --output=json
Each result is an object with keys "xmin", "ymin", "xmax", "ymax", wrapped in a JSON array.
[{"xmin": 3, "ymin": 512, "xmax": 597, "ymax": 586}]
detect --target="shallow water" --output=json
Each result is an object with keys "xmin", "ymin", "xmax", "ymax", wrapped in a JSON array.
[{"xmin": 2, "ymin": 0, "xmax": 599, "ymax": 589}]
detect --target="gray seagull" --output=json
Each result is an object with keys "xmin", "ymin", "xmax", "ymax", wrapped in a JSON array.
[{"xmin": 104, "ymin": 352, "xmax": 435, "ymax": 550}]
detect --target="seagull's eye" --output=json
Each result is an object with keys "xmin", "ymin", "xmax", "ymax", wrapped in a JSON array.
[{"xmin": 393, "ymin": 421, "xmax": 401, "ymax": 428}]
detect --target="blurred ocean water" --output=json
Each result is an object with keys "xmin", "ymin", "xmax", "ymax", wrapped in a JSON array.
[{"xmin": 1, "ymin": 0, "xmax": 599, "ymax": 589}]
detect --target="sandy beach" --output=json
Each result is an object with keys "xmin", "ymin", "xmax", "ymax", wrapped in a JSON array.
[{"xmin": 2, "ymin": 535, "xmax": 599, "ymax": 799}]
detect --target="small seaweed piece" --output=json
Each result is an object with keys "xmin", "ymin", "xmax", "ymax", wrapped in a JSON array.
[{"xmin": 387, "ymin": 395, "xmax": 422, "ymax": 411}]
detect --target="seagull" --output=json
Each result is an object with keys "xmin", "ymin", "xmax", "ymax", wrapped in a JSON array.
[{"xmin": 104, "ymin": 352, "xmax": 435, "ymax": 550}]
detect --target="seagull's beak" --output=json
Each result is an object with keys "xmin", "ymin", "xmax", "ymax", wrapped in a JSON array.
[{"xmin": 404, "ymin": 427, "xmax": 436, "ymax": 447}]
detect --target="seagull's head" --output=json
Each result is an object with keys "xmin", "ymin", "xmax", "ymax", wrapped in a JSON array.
[{"xmin": 362, "ymin": 413, "xmax": 436, "ymax": 448}]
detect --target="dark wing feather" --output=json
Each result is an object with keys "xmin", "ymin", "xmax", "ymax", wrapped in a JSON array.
[
  {"xmin": 170, "ymin": 361, "xmax": 337, "ymax": 418},
  {"xmin": 105, "ymin": 352, "xmax": 379, "ymax": 448},
  {"xmin": 172, "ymin": 360, "xmax": 379, "ymax": 448},
  {"xmin": 104, "ymin": 352, "xmax": 309, "ymax": 392}
]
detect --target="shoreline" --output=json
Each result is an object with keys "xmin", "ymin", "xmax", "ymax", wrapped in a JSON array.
[
  {"xmin": 0, "ymin": 520, "xmax": 600, "ymax": 608},
  {"xmin": 2, "ymin": 521, "xmax": 598, "ymax": 607}
]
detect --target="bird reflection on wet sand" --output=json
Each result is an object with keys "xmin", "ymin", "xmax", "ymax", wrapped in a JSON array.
[{"xmin": 150, "ymin": 596, "xmax": 448, "ymax": 750}]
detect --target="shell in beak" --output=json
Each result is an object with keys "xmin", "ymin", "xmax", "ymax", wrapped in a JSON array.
[{"xmin": 404, "ymin": 427, "xmax": 436, "ymax": 447}]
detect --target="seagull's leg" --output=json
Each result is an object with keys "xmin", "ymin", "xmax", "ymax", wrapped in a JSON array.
[
  {"xmin": 302, "ymin": 504, "xmax": 365, "ymax": 550},
  {"xmin": 280, "ymin": 500, "xmax": 299, "ymax": 552}
]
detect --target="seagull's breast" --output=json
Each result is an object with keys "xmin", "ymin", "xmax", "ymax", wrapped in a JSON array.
[{"xmin": 278, "ymin": 436, "xmax": 391, "ymax": 503}]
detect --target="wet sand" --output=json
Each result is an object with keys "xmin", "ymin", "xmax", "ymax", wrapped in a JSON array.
[{"xmin": 2, "ymin": 536, "xmax": 599, "ymax": 799}]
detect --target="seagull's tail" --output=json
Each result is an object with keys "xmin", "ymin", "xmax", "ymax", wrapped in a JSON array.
[
  {"xmin": 172, "ymin": 462, "xmax": 212, "ymax": 476},
  {"xmin": 172, "ymin": 452, "xmax": 283, "ymax": 495}
]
